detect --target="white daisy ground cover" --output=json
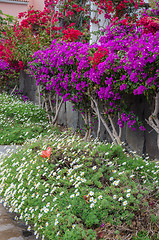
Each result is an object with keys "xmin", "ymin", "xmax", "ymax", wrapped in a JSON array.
[
  {"xmin": 0, "ymin": 93, "xmax": 50, "ymax": 144},
  {"xmin": 0, "ymin": 131, "xmax": 158, "ymax": 240}
]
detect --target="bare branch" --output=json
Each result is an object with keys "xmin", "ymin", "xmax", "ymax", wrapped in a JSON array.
[
  {"xmin": 37, "ymin": 85, "xmax": 41, "ymax": 107},
  {"xmin": 43, "ymin": 93, "xmax": 51, "ymax": 123},
  {"xmin": 119, "ymin": 126, "xmax": 122, "ymax": 139},
  {"xmin": 10, "ymin": 85, "xmax": 17, "ymax": 96},
  {"xmin": 48, "ymin": 93, "xmax": 54, "ymax": 123},
  {"xmin": 145, "ymin": 116, "xmax": 159, "ymax": 134},
  {"xmin": 146, "ymin": 92, "xmax": 159, "ymax": 134},
  {"xmin": 153, "ymin": 92, "xmax": 159, "ymax": 116},
  {"xmin": 52, "ymin": 97, "xmax": 64, "ymax": 125},
  {"xmin": 108, "ymin": 114, "xmax": 121, "ymax": 145},
  {"xmin": 90, "ymin": 97, "xmax": 101, "ymax": 139}
]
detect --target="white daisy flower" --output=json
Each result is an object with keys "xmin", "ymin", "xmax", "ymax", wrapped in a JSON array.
[
  {"xmin": 70, "ymin": 194, "xmax": 75, "ymax": 198},
  {"xmin": 46, "ymin": 222, "xmax": 49, "ymax": 227},
  {"xmin": 92, "ymin": 166, "xmax": 97, "ymax": 170},
  {"xmin": 126, "ymin": 193, "xmax": 131, "ymax": 198},
  {"xmin": 67, "ymin": 204, "xmax": 71, "ymax": 209},
  {"xmin": 44, "ymin": 208, "xmax": 49, "ymax": 213},
  {"xmin": 72, "ymin": 224, "xmax": 76, "ymax": 229},
  {"xmin": 55, "ymin": 219, "xmax": 59, "ymax": 226},
  {"xmin": 123, "ymin": 201, "xmax": 128, "ymax": 206},
  {"xmin": 89, "ymin": 191, "xmax": 94, "ymax": 196},
  {"xmin": 113, "ymin": 195, "xmax": 117, "ymax": 199},
  {"xmin": 90, "ymin": 203, "xmax": 94, "ymax": 208},
  {"xmin": 98, "ymin": 195, "xmax": 103, "ymax": 200}
]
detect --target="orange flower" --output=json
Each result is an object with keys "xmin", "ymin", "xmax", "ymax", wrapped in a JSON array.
[{"xmin": 40, "ymin": 147, "xmax": 51, "ymax": 158}]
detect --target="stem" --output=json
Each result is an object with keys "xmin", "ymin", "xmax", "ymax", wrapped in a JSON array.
[
  {"xmin": 43, "ymin": 93, "xmax": 51, "ymax": 123},
  {"xmin": 81, "ymin": 111, "xmax": 90, "ymax": 141},
  {"xmin": 119, "ymin": 127, "xmax": 122, "ymax": 140},
  {"xmin": 157, "ymin": 134, "xmax": 159, "ymax": 152},
  {"xmin": 153, "ymin": 92, "xmax": 159, "ymax": 124},
  {"xmin": 146, "ymin": 92, "xmax": 159, "ymax": 134},
  {"xmin": 48, "ymin": 93, "xmax": 54, "ymax": 124},
  {"xmin": 52, "ymin": 97, "xmax": 64, "ymax": 125},
  {"xmin": 90, "ymin": 96, "xmax": 116, "ymax": 143},
  {"xmin": 99, "ymin": 113, "xmax": 116, "ymax": 144},
  {"xmin": 87, "ymin": 109, "xmax": 92, "ymax": 141},
  {"xmin": 146, "ymin": 92, "xmax": 159, "ymax": 151},
  {"xmin": 56, "ymin": 94, "xmax": 59, "ymax": 113},
  {"xmin": 10, "ymin": 85, "xmax": 17, "ymax": 96},
  {"xmin": 108, "ymin": 114, "xmax": 121, "ymax": 145},
  {"xmin": 90, "ymin": 96, "xmax": 101, "ymax": 139},
  {"xmin": 38, "ymin": 85, "xmax": 41, "ymax": 107}
]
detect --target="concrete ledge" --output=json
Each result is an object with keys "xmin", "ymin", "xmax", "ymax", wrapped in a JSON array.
[
  {"xmin": 0, "ymin": 0, "xmax": 28, "ymax": 5},
  {"xmin": 0, "ymin": 145, "xmax": 21, "ymax": 158}
]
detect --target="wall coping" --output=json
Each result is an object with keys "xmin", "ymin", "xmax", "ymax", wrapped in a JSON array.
[{"xmin": 0, "ymin": 0, "xmax": 28, "ymax": 4}]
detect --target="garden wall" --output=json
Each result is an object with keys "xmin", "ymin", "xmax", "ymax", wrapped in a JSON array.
[{"xmin": 19, "ymin": 71, "xmax": 159, "ymax": 160}]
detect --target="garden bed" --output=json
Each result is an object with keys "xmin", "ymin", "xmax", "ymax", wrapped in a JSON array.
[
  {"xmin": 0, "ymin": 93, "xmax": 51, "ymax": 145},
  {"xmin": 0, "ymin": 130, "xmax": 158, "ymax": 240}
]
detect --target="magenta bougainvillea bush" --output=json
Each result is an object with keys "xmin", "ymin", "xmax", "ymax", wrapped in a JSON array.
[
  {"xmin": 28, "ymin": 17, "xmax": 159, "ymax": 144},
  {"xmin": 1, "ymin": 0, "xmax": 158, "ymax": 145}
]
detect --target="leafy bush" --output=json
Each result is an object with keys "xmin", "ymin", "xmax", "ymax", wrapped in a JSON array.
[
  {"xmin": 0, "ymin": 130, "xmax": 158, "ymax": 239},
  {"xmin": 0, "ymin": 93, "xmax": 50, "ymax": 144}
]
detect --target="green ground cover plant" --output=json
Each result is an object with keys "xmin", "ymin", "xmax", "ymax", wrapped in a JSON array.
[
  {"xmin": 0, "ymin": 93, "xmax": 50, "ymax": 144},
  {"xmin": 0, "ymin": 130, "xmax": 158, "ymax": 240}
]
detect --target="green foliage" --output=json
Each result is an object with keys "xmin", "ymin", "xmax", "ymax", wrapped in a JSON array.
[
  {"xmin": 132, "ymin": 231, "xmax": 155, "ymax": 240},
  {"xmin": 0, "ymin": 93, "xmax": 50, "ymax": 144},
  {"xmin": 0, "ymin": 10, "xmax": 16, "ymax": 37},
  {"xmin": 0, "ymin": 124, "xmax": 158, "ymax": 239},
  {"xmin": 0, "ymin": 67, "xmax": 19, "ymax": 93}
]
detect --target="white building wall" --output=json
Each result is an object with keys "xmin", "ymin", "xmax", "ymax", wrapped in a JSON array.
[{"xmin": 90, "ymin": 0, "xmax": 151, "ymax": 44}]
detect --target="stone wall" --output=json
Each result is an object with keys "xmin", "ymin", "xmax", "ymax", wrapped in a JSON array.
[
  {"xmin": 19, "ymin": 72, "xmax": 159, "ymax": 160},
  {"xmin": 19, "ymin": 70, "xmax": 39, "ymax": 104}
]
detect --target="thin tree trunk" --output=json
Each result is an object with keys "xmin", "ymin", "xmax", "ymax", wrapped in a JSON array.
[
  {"xmin": 81, "ymin": 111, "xmax": 92, "ymax": 141},
  {"xmin": 48, "ymin": 93, "xmax": 54, "ymax": 123},
  {"xmin": 87, "ymin": 109, "xmax": 92, "ymax": 141},
  {"xmin": 43, "ymin": 93, "xmax": 51, "ymax": 123},
  {"xmin": 90, "ymin": 97, "xmax": 101, "ymax": 139},
  {"xmin": 90, "ymin": 96, "xmax": 116, "ymax": 143},
  {"xmin": 146, "ymin": 92, "xmax": 159, "ymax": 150},
  {"xmin": 157, "ymin": 134, "xmax": 159, "ymax": 151},
  {"xmin": 10, "ymin": 85, "xmax": 17, "ymax": 96},
  {"xmin": 108, "ymin": 114, "xmax": 121, "ymax": 145},
  {"xmin": 52, "ymin": 97, "xmax": 64, "ymax": 125},
  {"xmin": 99, "ymin": 113, "xmax": 117, "ymax": 144},
  {"xmin": 37, "ymin": 85, "xmax": 41, "ymax": 107}
]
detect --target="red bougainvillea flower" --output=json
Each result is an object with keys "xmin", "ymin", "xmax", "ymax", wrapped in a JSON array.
[
  {"xmin": 40, "ymin": 147, "xmax": 51, "ymax": 158},
  {"xmin": 62, "ymin": 28, "xmax": 83, "ymax": 42}
]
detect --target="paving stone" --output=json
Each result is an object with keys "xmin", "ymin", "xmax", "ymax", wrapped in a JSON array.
[
  {"xmin": 8, "ymin": 237, "xmax": 24, "ymax": 240},
  {"xmin": 0, "ymin": 224, "xmax": 16, "ymax": 232},
  {"xmin": 0, "ymin": 145, "xmax": 21, "ymax": 156},
  {"xmin": 0, "ymin": 203, "xmax": 24, "ymax": 240}
]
